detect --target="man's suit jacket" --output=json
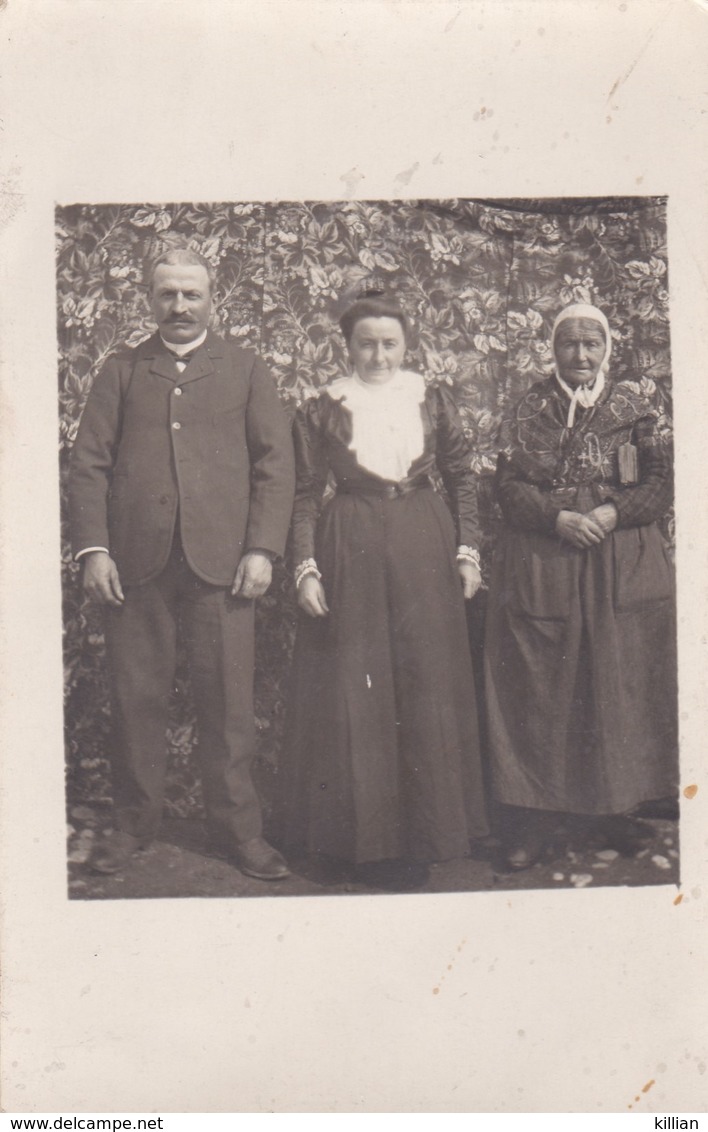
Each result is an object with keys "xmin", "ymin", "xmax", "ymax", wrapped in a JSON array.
[{"xmin": 69, "ymin": 330, "xmax": 295, "ymax": 587}]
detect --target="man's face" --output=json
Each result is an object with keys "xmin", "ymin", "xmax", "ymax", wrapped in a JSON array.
[
  {"xmin": 554, "ymin": 318, "xmax": 607, "ymax": 387},
  {"xmin": 149, "ymin": 263, "xmax": 213, "ymax": 344}
]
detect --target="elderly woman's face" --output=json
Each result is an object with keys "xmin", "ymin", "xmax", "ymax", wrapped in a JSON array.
[
  {"xmin": 348, "ymin": 316, "xmax": 406, "ymax": 384},
  {"xmin": 554, "ymin": 317, "xmax": 607, "ymax": 386}
]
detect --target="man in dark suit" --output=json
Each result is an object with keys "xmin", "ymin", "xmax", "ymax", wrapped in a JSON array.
[{"xmin": 69, "ymin": 246, "xmax": 295, "ymax": 879}]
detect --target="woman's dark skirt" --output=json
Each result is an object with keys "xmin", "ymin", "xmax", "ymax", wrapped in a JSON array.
[{"xmin": 281, "ymin": 487, "xmax": 489, "ymax": 864}]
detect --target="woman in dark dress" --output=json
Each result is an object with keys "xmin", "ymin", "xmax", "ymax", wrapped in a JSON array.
[
  {"xmin": 484, "ymin": 302, "xmax": 678, "ymax": 869},
  {"xmin": 283, "ymin": 292, "xmax": 489, "ymax": 875}
]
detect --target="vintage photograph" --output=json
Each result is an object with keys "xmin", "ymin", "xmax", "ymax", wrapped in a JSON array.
[
  {"xmin": 5, "ymin": 0, "xmax": 706, "ymax": 1115},
  {"xmin": 58, "ymin": 197, "xmax": 679, "ymax": 901}
]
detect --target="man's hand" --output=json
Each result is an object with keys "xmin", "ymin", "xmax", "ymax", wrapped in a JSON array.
[
  {"xmin": 297, "ymin": 574, "xmax": 330, "ymax": 617},
  {"xmin": 555, "ymin": 509, "xmax": 606, "ymax": 549},
  {"xmin": 458, "ymin": 561, "xmax": 482, "ymax": 600},
  {"xmin": 586, "ymin": 502, "xmax": 618, "ymax": 535},
  {"xmin": 82, "ymin": 551, "xmax": 125, "ymax": 607},
  {"xmin": 231, "ymin": 551, "xmax": 273, "ymax": 599}
]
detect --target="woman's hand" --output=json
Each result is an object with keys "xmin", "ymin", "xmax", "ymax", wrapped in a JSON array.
[
  {"xmin": 555, "ymin": 509, "xmax": 606, "ymax": 549},
  {"xmin": 586, "ymin": 502, "xmax": 618, "ymax": 534},
  {"xmin": 458, "ymin": 561, "xmax": 482, "ymax": 600},
  {"xmin": 298, "ymin": 574, "xmax": 330, "ymax": 617}
]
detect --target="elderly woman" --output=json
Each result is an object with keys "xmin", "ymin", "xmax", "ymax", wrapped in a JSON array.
[
  {"xmin": 282, "ymin": 290, "xmax": 489, "ymax": 877},
  {"xmin": 485, "ymin": 302, "xmax": 678, "ymax": 869}
]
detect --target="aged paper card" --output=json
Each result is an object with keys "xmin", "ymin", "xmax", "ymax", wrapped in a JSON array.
[{"xmin": 1, "ymin": 0, "xmax": 706, "ymax": 1115}]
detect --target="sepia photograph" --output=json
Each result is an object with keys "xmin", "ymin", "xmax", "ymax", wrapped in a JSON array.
[{"xmin": 59, "ymin": 197, "xmax": 679, "ymax": 901}]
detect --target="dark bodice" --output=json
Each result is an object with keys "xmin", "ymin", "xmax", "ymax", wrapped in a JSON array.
[{"xmin": 291, "ymin": 380, "xmax": 480, "ymax": 562}]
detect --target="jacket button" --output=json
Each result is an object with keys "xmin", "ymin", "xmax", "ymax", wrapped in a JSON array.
[
  {"xmin": 172, "ymin": 422, "xmax": 181, "ymax": 430},
  {"xmin": 174, "ymin": 387, "xmax": 182, "ymax": 396}
]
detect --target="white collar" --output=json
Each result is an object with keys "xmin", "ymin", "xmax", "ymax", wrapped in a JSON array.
[
  {"xmin": 160, "ymin": 329, "xmax": 207, "ymax": 356},
  {"xmin": 352, "ymin": 371, "xmax": 400, "ymax": 394},
  {"xmin": 326, "ymin": 369, "xmax": 426, "ymax": 406}
]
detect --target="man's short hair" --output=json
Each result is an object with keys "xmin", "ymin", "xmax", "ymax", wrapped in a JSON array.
[{"xmin": 145, "ymin": 245, "xmax": 217, "ymax": 295}]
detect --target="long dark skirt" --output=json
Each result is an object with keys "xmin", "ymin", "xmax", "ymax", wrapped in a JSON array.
[
  {"xmin": 484, "ymin": 522, "xmax": 678, "ymax": 815},
  {"xmin": 282, "ymin": 487, "xmax": 489, "ymax": 864}
]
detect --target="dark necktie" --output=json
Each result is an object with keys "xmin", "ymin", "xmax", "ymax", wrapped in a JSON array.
[{"xmin": 167, "ymin": 348, "xmax": 197, "ymax": 367}]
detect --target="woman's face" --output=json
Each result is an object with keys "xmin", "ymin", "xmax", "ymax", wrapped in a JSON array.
[
  {"xmin": 348, "ymin": 316, "xmax": 406, "ymax": 384},
  {"xmin": 554, "ymin": 317, "xmax": 607, "ymax": 387}
]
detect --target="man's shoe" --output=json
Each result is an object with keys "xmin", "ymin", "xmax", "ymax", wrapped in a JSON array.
[
  {"xmin": 90, "ymin": 831, "xmax": 145, "ymax": 875},
  {"xmin": 232, "ymin": 837, "xmax": 290, "ymax": 881}
]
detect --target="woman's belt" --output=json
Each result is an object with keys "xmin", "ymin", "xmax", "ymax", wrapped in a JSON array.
[{"xmin": 336, "ymin": 476, "xmax": 430, "ymax": 499}]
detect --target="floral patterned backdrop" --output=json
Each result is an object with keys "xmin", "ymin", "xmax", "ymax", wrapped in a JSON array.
[{"xmin": 57, "ymin": 197, "xmax": 672, "ymax": 818}]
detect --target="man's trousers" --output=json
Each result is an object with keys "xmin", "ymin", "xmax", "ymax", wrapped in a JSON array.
[{"xmin": 104, "ymin": 539, "xmax": 263, "ymax": 846}]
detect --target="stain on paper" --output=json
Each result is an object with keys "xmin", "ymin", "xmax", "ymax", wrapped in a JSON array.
[
  {"xmin": 444, "ymin": 8, "xmax": 462, "ymax": 33},
  {"xmin": 340, "ymin": 167, "xmax": 365, "ymax": 198},
  {"xmin": 432, "ymin": 937, "xmax": 467, "ymax": 995},
  {"xmin": 394, "ymin": 162, "xmax": 420, "ymax": 189},
  {"xmin": 628, "ymin": 1078, "xmax": 656, "ymax": 1108},
  {"xmin": 607, "ymin": 5, "xmax": 673, "ymax": 103}
]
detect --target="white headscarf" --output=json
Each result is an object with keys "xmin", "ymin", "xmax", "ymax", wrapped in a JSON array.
[{"xmin": 552, "ymin": 303, "xmax": 612, "ymax": 428}]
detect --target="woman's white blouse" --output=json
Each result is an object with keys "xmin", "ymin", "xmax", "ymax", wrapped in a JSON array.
[{"xmin": 326, "ymin": 369, "xmax": 427, "ymax": 483}]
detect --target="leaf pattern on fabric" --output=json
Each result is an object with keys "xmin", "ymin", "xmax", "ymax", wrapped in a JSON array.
[{"xmin": 57, "ymin": 198, "xmax": 672, "ymax": 814}]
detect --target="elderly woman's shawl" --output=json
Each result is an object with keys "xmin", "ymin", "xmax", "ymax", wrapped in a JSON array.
[{"xmin": 496, "ymin": 377, "xmax": 673, "ymax": 531}]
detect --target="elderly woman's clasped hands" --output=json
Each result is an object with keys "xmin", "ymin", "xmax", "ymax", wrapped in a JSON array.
[{"xmin": 555, "ymin": 500, "xmax": 618, "ymax": 548}]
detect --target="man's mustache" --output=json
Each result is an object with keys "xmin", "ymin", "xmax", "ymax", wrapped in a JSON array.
[{"xmin": 167, "ymin": 315, "xmax": 195, "ymax": 322}]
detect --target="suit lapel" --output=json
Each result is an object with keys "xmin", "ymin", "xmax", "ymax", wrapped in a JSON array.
[
  {"xmin": 148, "ymin": 352, "xmax": 179, "ymax": 382},
  {"xmin": 140, "ymin": 333, "xmax": 179, "ymax": 383},
  {"xmin": 177, "ymin": 344, "xmax": 216, "ymax": 386},
  {"xmin": 178, "ymin": 329, "xmax": 225, "ymax": 386}
]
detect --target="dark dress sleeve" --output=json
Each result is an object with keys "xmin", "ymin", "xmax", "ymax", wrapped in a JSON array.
[
  {"xmin": 494, "ymin": 452, "xmax": 563, "ymax": 534},
  {"xmin": 291, "ymin": 396, "xmax": 329, "ymax": 564},
  {"xmin": 492, "ymin": 400, "xmax": 562, "ymax": 533},
  {"xmin": 431, "ymin": 384, "xmax": 481, "ymax": 548},
  {"xmin": 606, "ymin": 411, "xmax": 673, "ymax": 528}
]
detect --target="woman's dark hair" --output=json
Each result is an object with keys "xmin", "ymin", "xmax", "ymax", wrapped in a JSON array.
[{"xmin": 339, "ymin": 291, "xmax": 409, "ymax": 346}]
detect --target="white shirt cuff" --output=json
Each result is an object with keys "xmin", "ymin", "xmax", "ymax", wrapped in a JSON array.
[
  {"xmin": 75, "ymin": 547, "xmax": 109, "ymax": 561},
  {"xmin": 456, "ymin": 545, "xmax": 481, "ymax": 571}
]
